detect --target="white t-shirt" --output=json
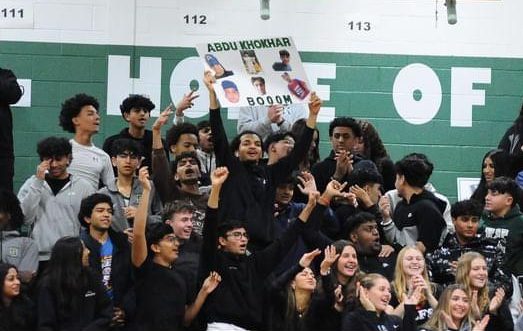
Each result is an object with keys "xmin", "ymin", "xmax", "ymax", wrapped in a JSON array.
[{"xmin": 69, "ymin": 139, "xmax": 114, "ymax": 190}]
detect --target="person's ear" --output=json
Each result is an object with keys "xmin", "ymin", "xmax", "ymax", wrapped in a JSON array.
[
  {"xmin": 234, "ymin": 151, "xmax": 239, "ymax": 157},
  {"xmin": 170, "ymin": 145, "xmax": 177, "ymax": 155},
  {"xmin": 72, "ymin": 116, "xmax": 80, "ymax": 127},
  {"xmin": 507, "ymin": 196, "xmax": 514, "ymax": 207},
  {"xmin": 111, "ymin": 157, "xmax": 118, "ymax": 167},
  {"xmin": 218, "ymin": 236, "xmax": 227, "ymax": 247},
  {"xmin": 350, "ymin": 232, "xmax": 358, "ymax": 243},
  {"xmin": 151, "ymin": 243, "xmax": 161, "ymax": 253},
  {"xmin": 291, "ymin": 280, "xmax": 296, "ymax": 290},
  {"xmin": 83, "ymin": 216, "xmax": 92, "ymax": 225}
]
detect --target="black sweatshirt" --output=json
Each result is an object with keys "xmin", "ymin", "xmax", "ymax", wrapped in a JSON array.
[
  {"xmin": 342, "ymin": 304, "xmax": 417, "ymax": 331},
  {"xmin": 209, "ymin": 107, "xmax": 313, "ymax": 250},
  {"xmin": 199, "ymin": 207, "xmax": 307, "ymax": 331}
]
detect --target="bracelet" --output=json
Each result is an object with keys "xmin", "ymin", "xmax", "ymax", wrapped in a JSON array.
[
  {"xmin": 380, "ymin": 219, "xmax": 393, "ymax": 226},
  {"xmin": 319, "ymin": 196, "xmax": 331, "ymax": 206}
]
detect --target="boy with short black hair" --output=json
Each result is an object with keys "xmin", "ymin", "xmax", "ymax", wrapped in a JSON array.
[
  {"xmin": 196, "ymin": 119, "xmax": 215, "ymax": 182},
  {"xmin": 18, "ymin": 136, "xmax": 94, "ymax": 266},
  {"xmin": 427, "ymin": 199, "xmax": 509, "ymax": 288},
  {"xmin": 480, "ymin": 176, "xmax": 523, "ymax": 276},
  {"xmin": 200, "ymin": 166, "xmax": 323, "ymax": 331},
  {"xmin": 79, "ymin": 192, "xmax": 135, "ymax": 328},
  {"xmin": 98, "ymin": 138, "xmax": 162, "ymax": 234},
  {"xmin": 131, "ymin": 167, "xmax": 220, "ymax": 331},
  {"xmin": 59, "ymin": 93, "xmax": 114, "ymax": 189},
  {"xmin": 103, "ymin": 94, "xmax": 169, "ymax": 172},
  {"xmin": 379, "ymin": 154, "xmax": 446, "ymax": 253}
]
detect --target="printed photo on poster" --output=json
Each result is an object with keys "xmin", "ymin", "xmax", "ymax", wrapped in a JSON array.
[{"xmin": 197, "ymin": 36, "xmax": 312, "ymax": 108}]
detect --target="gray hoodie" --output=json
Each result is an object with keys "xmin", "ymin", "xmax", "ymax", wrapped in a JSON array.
[
  {"xmin": 17, "ymin": 175, "xmax": 95, "ymax": 261},
  {"xmin": 0, "ymin": 230, "xmax": 38, "ymax": 273}
]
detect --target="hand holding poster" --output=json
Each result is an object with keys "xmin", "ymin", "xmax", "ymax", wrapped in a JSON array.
[{"xmin": 197, "ymin": 36, "xmax": 312, "ymax": 108}]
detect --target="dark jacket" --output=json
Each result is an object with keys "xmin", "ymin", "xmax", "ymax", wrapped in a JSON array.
[
  {"xmin": 0, "ymin": 104, "xmax": 14, "ymax": 191},
  {"xmin": 0, "ymin": 295, "xmax": 35, "ymax": 331},
  {"xmin": 80, "ymin": 229, "xmax": 135, "ymax": 314},
  {"xmin": 199, "ymin": 207, "xmax": 307, "ymax": 331},
  {"xmin": 358, "ymin": 252, "xmax": 397, "ymax": 282},
  {"xmin": 37, "ymin": 270, "xmax": 112, "ymax": 331},
  {"xmin": 382, "ymin": 190, "xmax": 446, "ymax": 253},
  {"xmin": 342, "ymin": 305, "xmax": 417, "ymax": 331},
  {"xmin": 209, "ymin": 107, "xmax": 313, "ymax": 250},
  {"xmin": 480, "ymin": 205, "xmax": 523, "ymax": 276},
  {"xmin": 426, "ymin": 232, "xmax": 512, "ymax": 292},
  {"xmin": 311, "ymin": 150, "xmax": 376, "ymax": 194}
]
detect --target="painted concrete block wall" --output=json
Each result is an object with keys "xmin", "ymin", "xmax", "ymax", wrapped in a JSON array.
[{"xmin": 2, "ymin": 0, "xmax": 523, "ymax": 201}]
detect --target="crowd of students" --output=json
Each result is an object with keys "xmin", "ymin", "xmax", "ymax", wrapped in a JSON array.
[{"xmin": 0, "ymin": 68, "xmax": 523, "ymax": 331}]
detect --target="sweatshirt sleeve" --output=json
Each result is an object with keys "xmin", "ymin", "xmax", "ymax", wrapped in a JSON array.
[
  {"xmin": 100, "ymin": 154, "xmax": 115, "ymax": 188},
  {"xmin": 269, "ymin": 263, "xmax": 303, "ymax": 292},
  {"xmin": 237, "ymin": 106, "xmax": 273, "ymax": 139},
  {"xmin": 199, "ymin": 207, "xmax": 219, "ymax": 280},
  {"xmin": 301, "ymin": 204, "xmax": 333, "ymax": 250},
  {"xmin": 17, "ymin": 177, "xmax": 44, "ymax": 226},
  {"xmin": 210, "ymin": 107, "xmax": 235, "ymax": 168},
  {"xmin": 254, "ymin": 219, "xmax": 304, "ymax": 276},
  {"xmin": 151, "ymin": 148, "xmax": 179, "ymax": 204}
]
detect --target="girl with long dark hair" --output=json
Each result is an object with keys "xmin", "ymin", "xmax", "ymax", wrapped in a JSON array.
[
  {"xmin": 37, "ymin": 236, "xmax": 112, "ymax": 331},
  {"xmin": 0, "ymin": 263, "xmax": 35, "ymax": 331},
  {"xmin": 470, "ymin": 149, "xmax": 513, "ymax": 206}
]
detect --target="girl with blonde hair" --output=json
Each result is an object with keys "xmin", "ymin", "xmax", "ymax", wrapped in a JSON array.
[
  {"xmin": 390, "ymin": 246, "xmax": 440, "ymax": 325},
  {"xmin": 455, "ymin": 252, "xmax": 513, "ymax": 331},
  {"xmin": 342, "ymin": 273, "xmax": 419, "ymax": 331},
  {"xmin": 420, "ymin": 284, "xmax": 489, "ymax": 331}
]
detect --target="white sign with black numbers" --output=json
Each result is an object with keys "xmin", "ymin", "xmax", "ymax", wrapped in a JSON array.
[{"xmin": 0, "ymin": 1, "xmax": 33, "ymax": 29}]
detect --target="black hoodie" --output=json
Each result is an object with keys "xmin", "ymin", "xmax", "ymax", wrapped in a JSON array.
[
  {"xmin": 342, "ymin": 304, "xmax": 417, "ymax": 331},
  {"xmin": 381, "ymin": 190, "xmax": 446, "ymax": 253}
]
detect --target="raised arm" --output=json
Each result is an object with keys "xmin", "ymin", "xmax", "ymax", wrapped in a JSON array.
[
  {"xmin": 269, "ymin": 93, "xmax": 321, "ymax": 183},
  {"xmin": 204, "ymin": 71, "xmax": 237, "ymax": 170},
  {"xmin": 151, "ymin": 105, "xmax": 183, "ymax": 203},
  {"xmin": 199, "ymin": 167, "xmax": 229, "ymax": 277},
  {"xmin": 131, "ymin": 167, "xmax": 151, "ymax": 267},
  {"xmin": 173, "ymin": 90, "xmax": 199, "ymax": 125},
  {"xmin": 254, "ymin": 191, "xmax": 318, "ymax": 276},
  {"xmin": 184, "ymin": 271, "xmax": 221, "ymax": 326},
  {"xmin": 17, "ymin": 161, "xmax": 50, "ymax": 224}
]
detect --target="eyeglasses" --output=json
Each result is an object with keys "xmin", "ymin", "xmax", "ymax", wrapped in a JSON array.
[
  {"xmin": 161, "ymin": 235, "xmax": 178, "ymax": 243},
  {"xmin": 227, "ymin": 231, "xmax": 249, "ymax": 239},
  {"xmin": 117, "ymin": 153, "xmax": 139, "ymax": 160}
]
